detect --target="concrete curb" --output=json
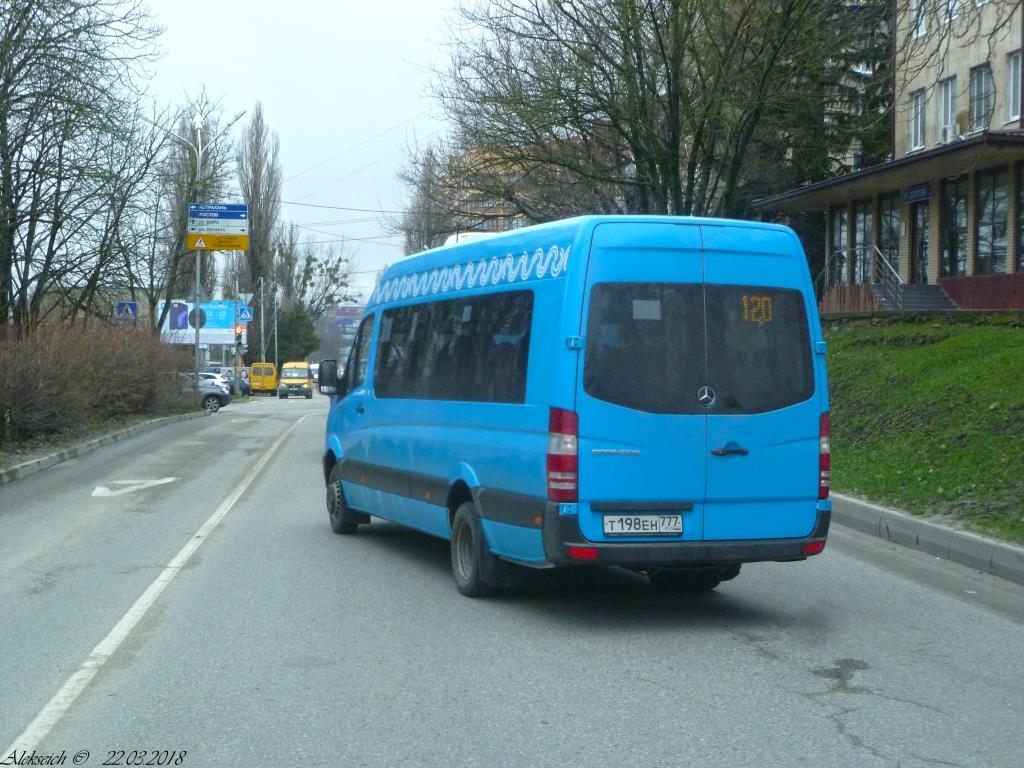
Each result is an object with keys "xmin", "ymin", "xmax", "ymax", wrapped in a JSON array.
[
  {"xmin": 832, "ymin": 492, "xmax": 1024, "ymax": 586},
  {"xmin": 0, "ymin": 410, "xmax": 209, "ymax": 486}
]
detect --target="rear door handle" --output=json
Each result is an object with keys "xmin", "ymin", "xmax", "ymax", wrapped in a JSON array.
[{"xmin": 711, "ymin": 446, "xmax": 748, "ymax": 456}]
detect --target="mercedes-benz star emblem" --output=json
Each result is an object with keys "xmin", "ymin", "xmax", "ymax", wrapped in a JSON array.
[{"xmin": 697, "ymin": 385, "xmax": 716, "ymax": 408}]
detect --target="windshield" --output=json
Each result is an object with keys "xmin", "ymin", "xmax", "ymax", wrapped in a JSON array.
[{"xmin": 282, "ymin": 368, "xmax": 310, "ymax": 379}]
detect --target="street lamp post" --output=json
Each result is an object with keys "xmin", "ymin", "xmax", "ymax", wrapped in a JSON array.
[
  {"xmin": 191, "ymin": 113, "xmax": 204, "ymax": 380},
  {"xmin": 156, "ymin": 113, "xmax": 207, "ymax": 384}
]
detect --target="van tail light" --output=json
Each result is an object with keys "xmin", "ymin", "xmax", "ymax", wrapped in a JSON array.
[
  {"xmin": 819, "ymin": 412, "xmax": 831, "ymax": 500},
  {"xmin": 804, "ymin": 540, "xmax": 826, "ymax": 556},
  {"xmin": 547, "ymin": 407, "xmax": 578, "ymax": 502}
]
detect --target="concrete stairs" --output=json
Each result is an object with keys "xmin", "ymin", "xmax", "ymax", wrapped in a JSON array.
[{"xmin": 870, "ymin": 283, "xmax": 957, "ymax": 312}]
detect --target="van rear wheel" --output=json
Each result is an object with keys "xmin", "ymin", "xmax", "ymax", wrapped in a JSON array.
[
  {"xmin": 450, "ymin": 503, "xmax": 496, "ymax": 597},
  {"xmin": 648, "ymin": 565, "xmax": 740, "ymax": 593}
]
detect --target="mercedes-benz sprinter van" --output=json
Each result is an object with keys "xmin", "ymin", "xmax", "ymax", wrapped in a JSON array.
[{"xmin": 318, "ymin": 216, "xmax": 830, "ymax": 596}]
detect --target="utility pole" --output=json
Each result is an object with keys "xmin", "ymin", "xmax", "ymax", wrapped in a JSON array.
[
  {"xmin": 192, "ymin": 113, "xmax": 203, "ymax": 379},
  {"xmin": 273, "ymin": 287, "xmax": 279, "ymax": 371},
  {"xmin": 258, "ymin": 275, "xmax": 265, "ymax": 362}
]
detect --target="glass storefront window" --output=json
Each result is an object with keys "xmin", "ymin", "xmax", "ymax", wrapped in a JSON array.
[
  {"xmin": 1019, "ymin": 163, "xmax": 1024, "ymax": 271},
  {"xmin": 878, "ymin": 194, "xmax": 900, "ymax": 274},
  {"xmin": 975, "ymin": 168, "xmax": 1008, "ymax": 275},
  {"xmin": 853, "ymin": 200, "xmax": 873, "ymax": 284},
  {"xmin": 830, "ymin": 206, "xmax": 848, "ymax": 285},
  {"xmin": 941, "ymin": 176, "xmax": 968, "ymax": 277}
]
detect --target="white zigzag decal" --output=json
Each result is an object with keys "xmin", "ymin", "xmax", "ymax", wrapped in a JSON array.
[{"xmin": 369, "ymin": 244, "xmax": 571, "ymax": 307}]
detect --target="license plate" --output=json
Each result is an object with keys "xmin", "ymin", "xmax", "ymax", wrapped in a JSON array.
[{"xmin": 603, "ymin": 514, "xmax": 683, "ymax": 537}]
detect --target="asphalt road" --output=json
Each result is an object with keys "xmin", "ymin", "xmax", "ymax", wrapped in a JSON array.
[{"xmin": 1, "ymin": 395, "xmax": 1022, "ymax": 768}]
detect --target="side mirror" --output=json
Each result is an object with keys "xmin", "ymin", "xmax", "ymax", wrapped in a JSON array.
[{"xmin": 318, "ymin": 359, "xmax": 339, "ymax": 395}]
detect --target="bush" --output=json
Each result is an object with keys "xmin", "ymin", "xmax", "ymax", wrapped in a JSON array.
[{"xmin": 0, "ymin": 324, "xmax": 192, "ymax": 444}]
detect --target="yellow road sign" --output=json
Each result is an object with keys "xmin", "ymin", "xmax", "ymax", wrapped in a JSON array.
[{"xmin": 187, "ymin": 233, "xmax": 250, "ymax": 251}]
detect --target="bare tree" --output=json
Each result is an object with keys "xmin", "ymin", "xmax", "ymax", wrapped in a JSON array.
[
  {"xmin": 424, "ymin": 0, "xmax": 895, "ymax": 227},
  {"xmin": 0, "ymin": 0, "xmax": 160, "ymax": 337},
  {"xmin": 236, "ymin": 102, "xmax": 281, "ymax": 352},
  {"xmin": 274, "ymin": 225, "xmax": 356, "ymax": 318},
  {"xmin": 396, "ymin": 144, "xmax": 456, "ymax": 254}
]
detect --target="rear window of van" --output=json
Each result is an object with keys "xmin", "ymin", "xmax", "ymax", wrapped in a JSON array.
[{"xmin": 584, "ymin": 283, "xmax": 812, "ymax": 414}]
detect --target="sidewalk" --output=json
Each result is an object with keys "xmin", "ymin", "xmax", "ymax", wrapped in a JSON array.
[{"xmin": 832, "ymin": 492, "xmax": 1024, "ymax": 586}]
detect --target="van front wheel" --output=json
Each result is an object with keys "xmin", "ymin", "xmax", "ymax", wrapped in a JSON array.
[
  {"xmin": 451, "ymin": 503, "xmax": 496, "ymax": 597},
  {"xmin": 327, "ymin": 464, "xmax": 360, "ymax": 535}
]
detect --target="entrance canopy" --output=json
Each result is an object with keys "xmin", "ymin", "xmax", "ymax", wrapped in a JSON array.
[{"xmin": 754, "ymin": 131, "xmax": 1024, "ymax": 213}]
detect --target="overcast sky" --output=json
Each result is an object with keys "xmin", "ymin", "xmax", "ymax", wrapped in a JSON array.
[{"xmin": 145, "ymin": 0, "xmax": 456, "ymax": 299}]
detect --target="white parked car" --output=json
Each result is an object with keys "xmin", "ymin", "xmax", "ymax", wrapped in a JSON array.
[{"xmin": 197, "ymin": 372, "xmax": 231, "ymax": 393}]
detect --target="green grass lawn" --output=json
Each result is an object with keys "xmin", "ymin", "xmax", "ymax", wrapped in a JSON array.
[{"xmin": 825, "ymin": 316, "xmax": 1024, "ymax": 545}]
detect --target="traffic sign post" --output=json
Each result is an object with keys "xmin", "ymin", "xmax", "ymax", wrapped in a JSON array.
[{"xmin": 187, "ymin": 203, "xmax": 249, "ymax": 251}]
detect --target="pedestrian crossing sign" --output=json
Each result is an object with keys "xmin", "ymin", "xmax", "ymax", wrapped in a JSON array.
[
  {"xmin": 115, "ymin": 301, "xmax": 138, "ymax": 322},
  {"xmin": 238, "ymin": 306, "xmax": 254, "ymax": 322}
]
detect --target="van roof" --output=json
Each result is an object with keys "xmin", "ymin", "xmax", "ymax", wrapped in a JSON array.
[
  {"xmin": 281, "ymin": 361, "xmax": 309, "ymax": 368},
  {"xmin": 370, "ymin": 215, "xmax": 797, "ymax": 309}
]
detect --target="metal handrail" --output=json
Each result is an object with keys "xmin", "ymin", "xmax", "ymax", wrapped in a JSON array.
[
  {"xmin": 819, "ymin": 245, "xmax": 904, "ymax": 311},
  {"xmin": 867, "ymin": 245, "xmax": 904, "ymax": 311}
]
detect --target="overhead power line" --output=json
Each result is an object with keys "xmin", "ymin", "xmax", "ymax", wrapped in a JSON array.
[
  {"xmin": 282, "ymin": 113, "xmax": 426, "ymax": 184},
  {"xmin": 275, "ymin": 199, "xmax": 407, "ymax": 214}
]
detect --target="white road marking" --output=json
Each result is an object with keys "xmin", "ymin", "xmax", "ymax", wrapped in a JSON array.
[
  {"xmin": 91, "ymin": 478, "xmax": 177, "ymax": 497},
  {"xmin": 4, "ymin": 414, "xmax": 308, "ymax": 754}
]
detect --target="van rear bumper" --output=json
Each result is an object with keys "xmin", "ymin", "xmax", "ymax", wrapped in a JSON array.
[{"xmin": 541, "ymin": 507, "xmax": 830, "ymax": 568}]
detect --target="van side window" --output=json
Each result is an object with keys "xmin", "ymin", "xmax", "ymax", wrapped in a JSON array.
[{"xmin": 374, "ymin": 290, "xmax": 533, "ymax": 404}]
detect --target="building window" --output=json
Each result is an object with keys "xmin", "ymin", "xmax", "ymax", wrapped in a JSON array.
[
  {"xmin": 938, "ymin": 77, "xmax": 957, "ymax": 141},
  {"xmin": 878, "ymin": 194, "xmax": 901, "ymax": 274},
  {"xmin": 853, "ymin": 200, "xmax": 873, "ymax": 283},
  {"xmin": 1009, "ymin": 51, "xmax": 1021, "ymax": 121},
  {"xmin": 975, "ymin": 167, "xmax": 1008, "ymax": 274},
  {"xmin": 941, "ymin": 176, "xmax": 968, "ymax": 277},
  {"xmin": 830, "ymin": 205, "xmax": 848, "ymax": 285},
  {"xmin": 911, "ymin": 0, "xmax": 927, "ymax": 38},
  {"xmin": 969, "ymin": 64, "xmax": 994, "ymax": 131},
  {"xmin": 1017, "ymin": 162, "xmax": 1024, "ymax": 270},
  {"xmin": 943, "ymin": 0, "xmax": 961, "ymax": 22},
  {"xmin": 910, "ymin": 89, "xmax": 927, "ymax": 150}
]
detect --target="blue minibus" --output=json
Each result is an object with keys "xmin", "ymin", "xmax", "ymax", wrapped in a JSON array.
[{"xmin": 318, "ymin": 216, "xmax": 831, "ymax": 596}]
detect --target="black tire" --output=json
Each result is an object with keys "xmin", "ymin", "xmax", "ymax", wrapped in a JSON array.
[
  {"xmin": 326, "ymin": 464, "xmax": 360, "ymax": 534},
  {"xmin": 202, "ymin": 395, "xmax": 220, "ymax": 413},
  {"xmin": 450, "ymin": 502, "xmax": 499, "ymax": 597},
  {"xmin": 305, "ymin": 391, "xmax": 313, "ymax": 399},
  {"xmin": 279, "ymin": 393, "xmax": 287, "ymax": 399},
  {"xmin": 648, "ymin": 565, "xmax": 740, "ymax": 593}
]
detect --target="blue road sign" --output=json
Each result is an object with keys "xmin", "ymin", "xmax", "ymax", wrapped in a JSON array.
[
  {"xmin": 238, "ymin": 306, "xmax": 254, "ymax": 322},
  {"xmin": 115, "ymin": 301, "xmax": 138, "ymax": 322},
  {"xmin": 188, "ymin": 203, "xmax": 248, "ymax": 213},
  {"xmin": 189, "ymin": 211, "xmax": 248, "ymax": 220}
]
